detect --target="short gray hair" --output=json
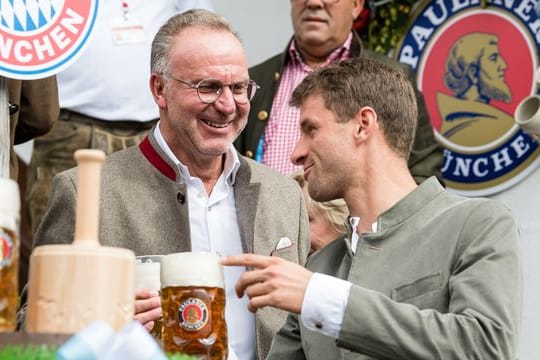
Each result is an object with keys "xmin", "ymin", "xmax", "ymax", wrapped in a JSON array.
[{"xmin": 150, "ymin": 9, "xmax": 240, "ymax": 75}]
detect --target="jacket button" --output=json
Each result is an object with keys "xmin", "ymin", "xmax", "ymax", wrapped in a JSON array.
[
  {"xmin": 258, "ymin": 111, "xmax": 268, "ymax": 121},
  {"xmin": 177, "ymin": 192, "xmax": 185, "ymax": 204},
  {"xmin": 315, "ymin": 321, "xmax": 323, "ymax": 329},
  {"xmin": 274, "ymin": 72, "xmax": 280, "ymax": 81},
  {"xmin": 245, "ymin": 150, "xmax": 254, "ymax": 158}
]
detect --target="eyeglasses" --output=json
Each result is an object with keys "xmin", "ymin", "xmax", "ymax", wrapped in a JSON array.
[{"xmin": 169, "ymin": 76, "xmax": 260, "ymax": 104}]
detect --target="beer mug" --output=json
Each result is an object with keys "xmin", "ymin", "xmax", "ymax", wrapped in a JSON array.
[
  {"xmin": 0, "ymin": 178, "xmax": 20, "ymax": 332},
  {"xmin": 135, "ymin": 255, "xmax": 163, "ymax": 340},
  {"xmin": 160, "ymin": 252, "xmax": 228, "ymax": 359}
]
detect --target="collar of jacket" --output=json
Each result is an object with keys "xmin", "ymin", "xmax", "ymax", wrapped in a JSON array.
[{"xmin": 139, "ymin": 126, "xmax": 253, "ymax": 184}]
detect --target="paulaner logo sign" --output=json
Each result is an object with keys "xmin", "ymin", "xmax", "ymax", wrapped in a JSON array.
[
  {"xmin": 397, "ymin": 0, "xmax": 540, "ymax": 196},
  {"xmin": 0, "ymin": 0, "xmax": 98, "ymax": 80}
]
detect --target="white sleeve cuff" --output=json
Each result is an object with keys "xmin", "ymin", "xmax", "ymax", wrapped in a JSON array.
[{"xmin": 300, "ymin": 272, "xmax": 352, "ymax": 338}]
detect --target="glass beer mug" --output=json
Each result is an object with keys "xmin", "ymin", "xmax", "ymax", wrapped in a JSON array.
[
  {"xmin": 135, "ymin": 255, "xmax": 163, "ymax": 340},
  {"xmin": 0, "ymin": 178, "xmax": 20, "ymax": 332},
  {"xmin": 160, "ymin": 252, "xmax": 228, "ymax": 359}
]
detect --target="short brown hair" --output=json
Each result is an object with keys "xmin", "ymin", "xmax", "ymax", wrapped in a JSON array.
[{"xmin": 290, "ymin": 57, "xmax": 418, "ymax": 159}]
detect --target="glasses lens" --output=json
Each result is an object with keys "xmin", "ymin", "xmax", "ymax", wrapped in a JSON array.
[
  {"xmin": 196, "ymin": 79, "xmax": 258, "ymax": 104},
  {"xmin": 197, "ymin": 79, "xmax": 222, "ymax": 103}
]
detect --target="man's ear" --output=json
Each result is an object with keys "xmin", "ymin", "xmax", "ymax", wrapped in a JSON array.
[
  {"xmin": 353, "ymin": 106, "xmax": 377, "ymax": 142},
  {"xmin": 150, "ymin": 73, "xmax": 167, "ymax": 109},
  {"xmin": 352, "ymin": 0, "xmax": 364, "ymax": 19}
]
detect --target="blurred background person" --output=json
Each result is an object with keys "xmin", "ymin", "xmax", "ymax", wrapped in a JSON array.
[
  {"xmin": 234, "ymin": 0, "xmax": 442, "ymax": 182},
  {"xmin": 293, "ymin": 171, "xmax": 348, "ymax": 253},
  {"xmin": 26, "ymin": 0, "xmax": 213, "ymax": 236},
  {"xmin": 5, "ymin": 76, "xmax": 58, "ymax": 296},
  {"xmin": 6, "ymin": 77, "xmax": 58, "ymax": 182}
]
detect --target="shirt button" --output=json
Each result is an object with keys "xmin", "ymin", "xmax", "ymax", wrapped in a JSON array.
[
  {"xmin": 258, "ymin": 110, "xmax": 268, "ymax": 121},
  {"xmin": 315, "ymin": 321, "xmax": 323, "ymax": 330}
]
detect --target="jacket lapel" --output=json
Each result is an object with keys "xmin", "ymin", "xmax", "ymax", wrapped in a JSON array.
[{"xmin": 234, "ymin": 158, "xmax": 260, "ymax": 254}]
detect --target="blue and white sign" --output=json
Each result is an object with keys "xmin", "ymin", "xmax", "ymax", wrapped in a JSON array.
[{"xmin": 0, "ymin": 0, "xmax": 98, "ymax": 80}]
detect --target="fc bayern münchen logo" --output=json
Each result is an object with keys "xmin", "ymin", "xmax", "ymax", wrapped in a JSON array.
[
  {"xmin": 0, "ymin": 0, "xmax": 98, "ymax": 80},
  {"xmin": 397, "ymin": 0, "xmax": 540, "ymax": 196}
]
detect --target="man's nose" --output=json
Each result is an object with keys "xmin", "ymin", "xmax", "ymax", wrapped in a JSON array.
[
  {"xmin": 291, "ymin": 138, "xmax": 307, "ymax": 166},
  {"xmin": 304, "ymin": 0, "xmax": 325, "ymax": 9},
  {"xmin": 214, "ymin": 86, "xmax": 236, "ymax": 114}
]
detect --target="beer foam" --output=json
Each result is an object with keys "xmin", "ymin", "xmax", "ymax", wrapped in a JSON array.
[
  {"xmin": 161, "ymin": 252, "xmax": 224, "ymax": 288},
  {"xmin": 134, "ymin": 255, "xmax": 163, "ymax": 291},
  {"xmin": 135, "ymin": 262, "xmax": 161, "ymax": 291}
]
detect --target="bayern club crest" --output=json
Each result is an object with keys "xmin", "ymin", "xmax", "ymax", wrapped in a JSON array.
[
  {"xmin": 397, "ymin": 0, "xmax": 540, "ymax": 196},
  {"xmin": 0, "ymin": 0, "xmax": 98, "ymax": 80}
]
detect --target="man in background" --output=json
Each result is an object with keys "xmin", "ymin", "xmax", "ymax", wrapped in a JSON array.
[
  {"xmin": 235, "ymin": 0, "xmax": 442, "ymax": 183},
  {"xmin": 5, "ymin": 76, "xmax": 58, "ymax": 296}
]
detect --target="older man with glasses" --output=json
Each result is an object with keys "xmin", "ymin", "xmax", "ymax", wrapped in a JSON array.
[
  {"xmin": 32, "ymin": 10, "xmax": 310, "ymax": 360},
  {"xmin": 235, "ymin": 0, "xmax": 443, "ymax": 185}
]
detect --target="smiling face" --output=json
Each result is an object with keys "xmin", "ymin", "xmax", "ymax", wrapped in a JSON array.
[
  {"xmin": 291, "ymin": 93, "xmax": 355, "ymax": 202},
  {"xmin": 291, "ymin": 0, "xmax": 362, "ymax": 58},
  {"xmin": 151, "ymin": 27, "xmax": 250, "ymax": 164}
]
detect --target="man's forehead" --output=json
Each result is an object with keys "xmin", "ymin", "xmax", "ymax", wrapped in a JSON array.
[{"xmin": 169, "ymin": 30, "xmax": 248, "ymax": 71}]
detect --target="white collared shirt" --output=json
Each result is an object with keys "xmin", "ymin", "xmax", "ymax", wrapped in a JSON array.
[
  {"xmin": 154, "ymin": 125, "xmax": 255, "ymax": 360},
  {"xmin": 301, "ymin": 217, "xmax": 378, "ymax": 338}
]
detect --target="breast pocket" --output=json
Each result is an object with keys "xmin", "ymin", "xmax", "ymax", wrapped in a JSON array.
[
  {"xmin": 270, "ymin": 238, "xmax": 297, "ymax": 262},
  {"xmin": 391, "ymin": 272, "xmax": 444, "ymax": 303}
]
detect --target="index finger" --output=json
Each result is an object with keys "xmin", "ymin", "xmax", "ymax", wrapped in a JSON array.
[{"xmin": 220, "ymin": 253, "xmax": 275, "ymax": 269}]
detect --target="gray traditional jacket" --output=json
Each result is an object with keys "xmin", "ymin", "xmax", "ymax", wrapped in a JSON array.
[
  {"xmin": 34, "ymin": 130, "xmax": 310, "ymax": 359},
  {"xmin": 268, "ymin": 178, "xmax": 521, "ymax": 359}
]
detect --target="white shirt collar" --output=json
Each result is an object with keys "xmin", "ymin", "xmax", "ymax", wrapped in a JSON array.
[
  {"xmin": 153, "ymin": 122, "xmax": 241, "ymax": 185},
  {"xmin": 349, "ymin": 216, "xmax": 378, "ymax": 254}
]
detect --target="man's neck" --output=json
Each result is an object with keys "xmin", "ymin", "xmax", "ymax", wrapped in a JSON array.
[
  {"xmin": 184, "ymin": 154, "xmax": 225, "ymax": 195},
  {"xmin": 346, "ymin": 165, "xmax": 417, "ymax": 232},
  {"xmin": 294, "ymin": 38, "xmax": 346, "ymax": 68},
  {"xmin": 297, "ymin": 47, "xmax": 334, "ymax": 68}
]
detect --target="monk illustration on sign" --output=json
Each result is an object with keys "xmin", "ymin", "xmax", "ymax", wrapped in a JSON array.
[{"xmin": 438, "ymin": 33, "xmax": 515, "ymax": 147}]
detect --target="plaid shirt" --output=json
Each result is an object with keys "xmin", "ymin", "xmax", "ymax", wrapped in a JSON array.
[{"xmin": 261, "ymin": 34, "xmax": 352, "ymax": 175}]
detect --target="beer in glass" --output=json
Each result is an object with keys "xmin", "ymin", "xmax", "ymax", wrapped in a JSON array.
[
  {"xmin": 0, "ymin": 178, "xmax": 20, "ymax": 332},
  {"xmin": 135, "ymin": 255, "xmax": 163, "ymax": 340},
  {"xmin": 160, "ymin": 252, "xmax": 227, "ymax": 359}
]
